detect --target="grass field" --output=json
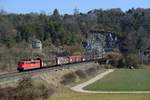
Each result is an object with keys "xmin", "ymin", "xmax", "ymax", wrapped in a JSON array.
[
  {"xmin": 50, "ymin": 69, "xmax": 150, "ymax": 100},
  {"xmin": 51, "ymin": 88, "xmax": 150, "ymax": 100},
  {"xmin": 85, "ymin": 69, "xmax": 150, "ymax": 91}
]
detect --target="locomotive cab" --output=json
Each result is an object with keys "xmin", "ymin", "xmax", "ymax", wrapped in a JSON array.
[
  {"xmin": 17, "ymin": 61, "xmax": 25, "ymax": 72},
  {"xmin": 17, "ymin": 58, "xmax": 43, "ymax": 72}
]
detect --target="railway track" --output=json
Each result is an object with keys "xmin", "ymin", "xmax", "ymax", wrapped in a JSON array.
[{"xmin": 0, "ymin": 61, "xmax": 95, "ymax": 84}]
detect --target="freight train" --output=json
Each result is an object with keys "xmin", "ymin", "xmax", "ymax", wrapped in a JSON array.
[{"xmin": 17, "ymin": 54, "xmax": 99, "ymax": 72}]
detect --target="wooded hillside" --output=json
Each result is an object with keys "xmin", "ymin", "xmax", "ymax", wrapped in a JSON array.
[{"xmin": 0, "ymin": 8, "xmax": 149, "ymax": 52}]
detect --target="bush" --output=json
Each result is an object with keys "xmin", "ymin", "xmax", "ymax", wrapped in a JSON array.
[
  {"xmin": 60, "ymin": 73, "xmax": 76, "ymax": 85},
  {"xmin": 75, "ymin": 70, "xmax": 87, "ymax": 79},
  {"xmin": 85, "ymin": 67, "xmax": 97, "ymax": 76},
  {"xmin": 96, "ymin": 65, "xmax": 102, "ymax": 70},
  {"xmin": 16, "ymin": 78, "xmax": 36, "ymax": 100},
  {"xmin": 104, "ymin": 64, "xmax": 114, "ymax": 69},
  {"xmin": 0, "ymin": 87, "xmax": 16, "ymax": 100},
  {"xmin": 37, "ymin": 84, "xmax": 54, "ymax": 99},
  {"xmin": 101, "ymin": 52, "xmax": 139, "ymax": 68},
  {"xmin": 16, "ymin": 78, "xmax": 54, "ymax": 100},
  {"xmin": 105, "ymin": 52, "xmax": 123, "ymax": 68},
  {"xmin": 125, "ymin": 53, "xmax": 139, "ymax": 68},
  {"xmin": 117, "ymin": 58, "xmax": 126, "ymax": 68},
  {"xmin": 0, "ymin": 78, "xmax": 54, "ymax": 100},
  {"xmin": 105, "ymin": 52, "xmax": 123, "ymax": 61}
]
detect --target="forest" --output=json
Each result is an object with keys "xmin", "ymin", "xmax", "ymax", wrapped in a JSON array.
[
  {"xmin": 0, "ymin": 8, "xmax": 150, "ymax": 50},
  {"xmin": 0, "ymin": 8, "xmax": 149, "ymax": 70}
]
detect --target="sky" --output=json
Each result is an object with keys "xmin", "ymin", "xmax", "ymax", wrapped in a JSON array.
[{"xmin": 0, "ymin": 0, "xmax": 149, "ymax": 14}]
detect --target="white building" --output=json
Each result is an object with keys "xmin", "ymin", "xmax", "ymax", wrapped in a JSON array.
[{"xmin": 31, "ymin": 39, "xmax": 42, "ymax": 50}]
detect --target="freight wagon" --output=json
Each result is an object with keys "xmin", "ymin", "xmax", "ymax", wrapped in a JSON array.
[
  {"xmin": 68, "ymin": 55, "xmax": 82, "ymax": 63},
  {"xmin": 56, "ymin": 56, "xmax": 69, "ymax": 65}
]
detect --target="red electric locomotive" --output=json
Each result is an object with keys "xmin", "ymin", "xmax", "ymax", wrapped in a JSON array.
[{"xmin": 17, "ymin": 58, "xmax": 43, "ymax": 72}]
